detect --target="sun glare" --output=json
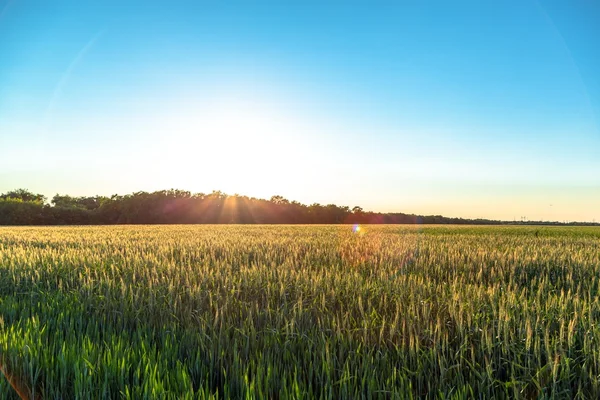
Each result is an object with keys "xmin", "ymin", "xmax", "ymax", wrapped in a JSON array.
[{"xmin": 150, "ymin": 96, "xmax": 311, "ymax": 196}]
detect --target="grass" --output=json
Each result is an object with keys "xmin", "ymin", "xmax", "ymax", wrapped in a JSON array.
[{"xmin": 0, "ymin": 225, "xmax": 599, "ymax": 398}]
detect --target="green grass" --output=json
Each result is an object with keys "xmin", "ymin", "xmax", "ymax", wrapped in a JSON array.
[{"xmin": 0, "ymin": 225, "xmax": 599, "ymax": 398}]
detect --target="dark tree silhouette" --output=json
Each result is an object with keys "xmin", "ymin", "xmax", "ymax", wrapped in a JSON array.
[{"xmin": 0, "ymin": 188, "xmax": 596, "ymax": 226}]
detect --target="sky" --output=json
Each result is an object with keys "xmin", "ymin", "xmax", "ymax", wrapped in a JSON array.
[{"xmin": 1, "ymin": 0, "xmax": 599, "ymax": 222}]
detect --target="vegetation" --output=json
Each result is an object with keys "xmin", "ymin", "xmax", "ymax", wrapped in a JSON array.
[
  {"xmin": 1, "ymin": 225, "xmax": 599, "ymax": 398},
  {"xmin": 1, "ymin": 189, "xmax": 595, "ymax": 226}
]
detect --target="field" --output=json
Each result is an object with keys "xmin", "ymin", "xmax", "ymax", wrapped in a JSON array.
[{"xmin": 0, "ymin": 225, "xmax": 599, "ymax": 399}]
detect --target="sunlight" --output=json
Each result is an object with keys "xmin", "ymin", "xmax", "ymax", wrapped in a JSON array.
[{"xmin": 149, "ymin": 95, "xmax": 318, "ymax": 197}]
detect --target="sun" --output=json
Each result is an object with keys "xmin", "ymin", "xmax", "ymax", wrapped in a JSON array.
[{"xmin": 151, "ymin": 96, "xmax": 311, "ymax": 197}]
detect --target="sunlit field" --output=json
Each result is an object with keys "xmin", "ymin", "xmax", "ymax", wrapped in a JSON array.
[{"xmin": 1, "ymin": 225, "xmax": 600, "ymax": 398}]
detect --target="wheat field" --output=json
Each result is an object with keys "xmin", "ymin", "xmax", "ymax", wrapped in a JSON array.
[{"xmin": 0, "ymin": 225, "xmax": 599, "ymax": 398}]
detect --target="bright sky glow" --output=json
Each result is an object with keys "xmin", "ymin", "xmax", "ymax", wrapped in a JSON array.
[{"xmin": 0, "ymin": 0, "xmax": 599, "ymax": 221}]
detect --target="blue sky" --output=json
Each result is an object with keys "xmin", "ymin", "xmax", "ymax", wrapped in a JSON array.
[{"xmin": 1, "ymin": 0, "xmax": 599, "ymax": 221}]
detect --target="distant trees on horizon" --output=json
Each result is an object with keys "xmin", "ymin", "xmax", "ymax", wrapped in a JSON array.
[{"xmin": 0, "ymin": 188, "xmax": 594, "ymax": 226}]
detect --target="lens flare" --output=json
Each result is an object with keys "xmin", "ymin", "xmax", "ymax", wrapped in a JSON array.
[{"xmin": 352, "ymin": 224, "xmax": 361, "ymax": 233}]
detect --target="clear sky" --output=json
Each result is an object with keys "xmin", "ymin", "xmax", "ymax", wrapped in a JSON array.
[{"xmin": 1, "ymin": 0, "xmax": 599, "ymax": 222}]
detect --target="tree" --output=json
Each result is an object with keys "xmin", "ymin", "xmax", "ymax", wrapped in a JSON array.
[
  {"xmin": 0, "ymin": 198, "xmax": 44, "ymax": 224},
  {"xmin": 52, "ymin": 194, "xmax": 108, "ymax": 210},
  {"xmin": 270, "ymin": 195, "xmax": 289, "ymax": 205},
  {"xmin": 1, "ymin": 189, "xmax": 46, "ymax": 204},
  {"xmin": 52, "ymin": 194, "xmax": 77, "ymax": 208},
  {"xmin": 0, "ymin": 187, "xmax": 533, "ymax": 226}
]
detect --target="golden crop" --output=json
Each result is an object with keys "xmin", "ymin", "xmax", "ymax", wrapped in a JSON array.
[{"xmin": 0, "ymin": 225, "xmax": 599, "ymax": 398}]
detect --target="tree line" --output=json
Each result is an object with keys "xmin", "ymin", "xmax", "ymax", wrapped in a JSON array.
[{"xmin": 0, "ymin": 188, "xmax": 595, "ymax": 226}]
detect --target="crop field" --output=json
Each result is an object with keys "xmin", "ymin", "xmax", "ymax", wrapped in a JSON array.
[{"xmin": 0, "ymin": 225, "xmax": 599, "ymax": 399}]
